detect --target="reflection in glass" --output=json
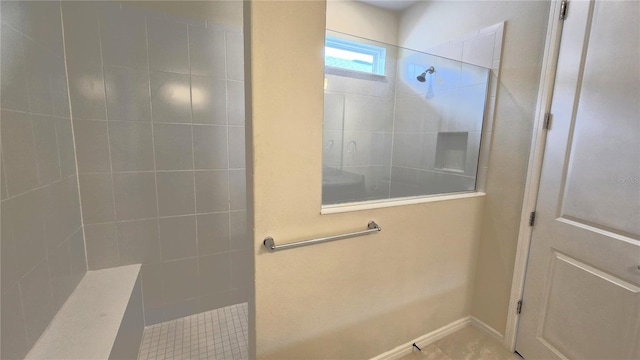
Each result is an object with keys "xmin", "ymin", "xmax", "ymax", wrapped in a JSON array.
[{"xmin": 322, "ymin": 30, "xmax": 491, "ymax": 205}]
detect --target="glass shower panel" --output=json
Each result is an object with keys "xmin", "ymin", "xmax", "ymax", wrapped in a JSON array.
[{"xmin": 322, "ymin": 32, "xmax": 490, "ymax": 205}]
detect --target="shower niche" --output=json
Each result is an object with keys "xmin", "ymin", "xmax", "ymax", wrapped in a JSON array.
[
  {"xmin": 322, "ymin": 23, "xmax": 502, "ymax": 205},
  {"xmin": 435, "ymin": 132, "xmax": 469, "ymax": 174}
]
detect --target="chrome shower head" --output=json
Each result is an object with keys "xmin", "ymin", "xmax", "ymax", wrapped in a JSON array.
[{"xmin": 416, "ymin": 66, "xmax": 436, "ymax": 82}]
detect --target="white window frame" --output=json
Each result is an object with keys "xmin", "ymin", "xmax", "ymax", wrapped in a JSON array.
[{"xmin": 325, "ymin": 35, "xmax": 386, "ymax": 75}]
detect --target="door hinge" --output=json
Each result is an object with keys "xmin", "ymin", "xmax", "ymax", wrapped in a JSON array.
[
  {"xmin": 560, "ymin": 0, "xmax": 568, "ymax": 20},
  {"xmin": 544, "ymin": 113, "xmax": 552, "ymax": 130},
  {"xmin": 517, "ymin": 300, "xmax": 523, "ymax": 314},
  {"xmin": 529, "ymin": 211, "xmax": 536, "ymax": 227}
]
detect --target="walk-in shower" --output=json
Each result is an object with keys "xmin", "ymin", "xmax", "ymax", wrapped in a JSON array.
[{"xmin": 1, "ymin": 1, "xmax": 249, "ymax": 359}]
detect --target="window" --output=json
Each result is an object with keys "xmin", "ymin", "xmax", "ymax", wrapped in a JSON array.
[
  {"xmin": 324, "ymin": 35, "xmax": 386, "ymax": 75},
  {"xmin": 322, "ymin": 32, "xmax": 495, "ymax": 207},
  {"xmin": 322, "ymin": 25, "xmax": 506, "ymax": 210}
]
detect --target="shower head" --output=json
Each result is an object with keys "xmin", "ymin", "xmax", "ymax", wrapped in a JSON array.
[{"xmin": 416, "ymin": 66, "xmax": 436, "ymax": 82}]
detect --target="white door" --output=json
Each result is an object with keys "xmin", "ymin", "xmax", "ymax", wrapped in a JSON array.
[{"xmin": 516, "ymin": 0, "xmax": 640, "ymax": 359}]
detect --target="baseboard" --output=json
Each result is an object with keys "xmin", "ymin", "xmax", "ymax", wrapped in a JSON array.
[
  {"xmin": 470, "ymin": 316, "xmax": 504, "ymax": 343},
  {"xmin": 370, "ymin": 316, "xmax": 472, "ymax": 360}
]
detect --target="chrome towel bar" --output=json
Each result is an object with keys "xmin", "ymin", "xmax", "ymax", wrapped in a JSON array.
[{"xmin": 263, "ymin": 221, "xmax": 381, "ymax": 251}]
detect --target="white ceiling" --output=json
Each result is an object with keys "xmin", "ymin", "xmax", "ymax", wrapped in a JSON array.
[{"xmin": 357, "ymin": 0, "xmax": 421, "ymax": 12}]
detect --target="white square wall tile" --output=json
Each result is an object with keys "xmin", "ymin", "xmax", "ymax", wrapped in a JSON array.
[
  {"xmin": 427, "ymin": 41, "xmax": 463, "ymax": 62},
  {"xmin": 104, "ymin": 67, "xmax": 151, "ymax": 122},
  {"xmin": 225, "ymin": 31, "xmax": 244, "ymax": 81},
  {"xmin": 150, "ymin": 72, "xmax": 192, "ymax": 124},
  {"xmin": 99, "ymin": 2, "xmax": 148, "ymax": 69},
  {"xmin": 60, "ymin": 2, "xmax": 101, "ymax": 64},
  {"xmin": 434, "ymin": 57, "xmax": 462, "ymax": 92},
  {"xmin": 227, "ymin": 80, "xmax": 246, "ymax": 126},
  {"xmin": 1, "ymin": 23, "xmax": 29, "ymax": 112},
  {"xmin": 462, "ymin": 33, "xmax": 496, "ymax": 68},
  {"xmin": 147, "ymin": 17, "xmax": 189, "ymax": 74},
  {"xmin": 323, "ymin": 130, "xmax": 343, "ymax": 167},
  {"xmin": 189, "ymin": 26, "xmax": 226, "ymax": 78},
  {"xmin": 343, "ymin": 94, "xmax": 394, "ymax": 132},
  {"xmin": 460, "ymin": 63, "xmax": 489, "ymax": 87},
  {"xmin": 192, "ymin": 76, "xmax": 227, "ymax": 125},
  {"xmin": 1, "ymin": 110, "xmax": 39, "ymax": 195},
  {"xmin": 479, "ymin": 23, "xmax": 501, "ymax": 36},
  {"xmin": 323, "ymin": 92, "xmax": 345, "ymax": 130},
  {"xmin": 66, "ymin": 60, "xmax": 107, "ymax": 120}
]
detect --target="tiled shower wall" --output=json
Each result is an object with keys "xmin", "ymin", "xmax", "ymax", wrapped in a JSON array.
[
  {"xmin": 322, "ymin": 24, "xmax": 503, "ymax": 203},
  {"xmin": 1, "ymin": 2, "xmax": 87, "ymax": 359},
  {"xmin": 390, "ymin": 53, "xmax": 488, "ymax": 197},
  {"xmin": 393, "ymin": 23, "xmax": 504, "ymax": 195},
  {"xmin": 61, "ymin": 2, "xmax": 249, "ymax": 325},
  {"xmin": 323, "ymin": 36, "xmax": 397, "ymax": 202}
]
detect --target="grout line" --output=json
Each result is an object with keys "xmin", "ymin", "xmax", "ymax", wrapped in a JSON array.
[
  {"xmin": 0, "ymin": 145, "xmax": 8, "ymax": 200},
  {"xmin": 335, "ymin": 164, "xmax": 390, "ymax": 169},
  {"xmin": 223, "ymin": 30, "xmax": 236, "ymax": 284},
  {"xmin": 0, "ymin": 107, "xmax": 76, "ymax": 120},
  {"xmin": 52, "ymin": 115, "xmax": 64, "ymax": 182},
  {"xmin": 96, "ymin": 9, "xmax": 121, "ymax": 266},
  {"xmin": 59, "ymin": 2, "xmax": 90, "ymax": 273},
  {"xmin": 77, "ymin": 168, "xmax": 247, "ymax": 175},
  {"xmin": 391, "ymin": 165, "xmax": 476, "ymax": 179},
  {"xmin": 80, "ymin": 209, "xmax": 248, "ymax": 226},
  {"xmin": 186, "ymin": 22, "xmax": 202, "ymax": 306},
  {"xmin": 331, "ymin": 129, "xmax": 396, "ymax": 135},
  {"xmin": 16, "ymin": 282, "xmax": 32, "ymax": 344},
  {"xmin": 28, "ymin": 115, "xmax": 43, "ymax": 188},
  {"xmin": 144, "ymin": 9, "xmax": 162, "ymax": 326},
  {"xmin": 67, "ymin": 116, "xmax": 246, "ymax": 127},
  {"xmin": 17, "ymin": 16, "xmax": 32, "ymax": 125},
  {"xmin": 0, "ymin": 168, "xmax": 78, "ymax": 202}
]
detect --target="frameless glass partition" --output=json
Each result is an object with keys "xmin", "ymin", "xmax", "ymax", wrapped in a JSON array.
[{"xmin": 322, "ymin": 30, "xmax": 491, "ymax": 205}]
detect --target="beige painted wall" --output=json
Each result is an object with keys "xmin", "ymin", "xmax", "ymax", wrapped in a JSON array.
[
  {"xmin": 326, "ymin": 0, "xmax": 399, "ymax": 45},
  {"xmin": 399, "ymin": 1, "xmax": 551, "ymax": 335},
  {"xmin": 246, "ymin": 1, "xmax": 485, "ymax": 358}
]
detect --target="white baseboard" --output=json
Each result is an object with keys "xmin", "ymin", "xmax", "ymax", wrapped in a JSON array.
[
  {"xmin": 370, "ymin": 316, "xmax": 471, "ymax": 360},
  {"xmin": 470, "ymin": 316, "xmax": 504, "ymax": 343}
]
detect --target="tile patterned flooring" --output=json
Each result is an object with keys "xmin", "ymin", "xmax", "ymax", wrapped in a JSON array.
[
  {"xmin": 137, "ymin": 309, "xmax": 516, "ymax": 360},
  {"xmin": 399, "ymin": 326, "xmax": 521, "ymax": 360},
  {"xmin": 138, "ymin": 303, "xmax": 248, "ymax": 360}
]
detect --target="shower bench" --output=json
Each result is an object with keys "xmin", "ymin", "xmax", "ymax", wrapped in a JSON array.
[{"xmin": 24, "ymin": 264, "xmax": 144, "ymax": 360}]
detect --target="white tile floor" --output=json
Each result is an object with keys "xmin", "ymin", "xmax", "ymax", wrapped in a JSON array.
[{"xmin": 138, "ymin": 303, "xmax": 248, "ymax": 360}]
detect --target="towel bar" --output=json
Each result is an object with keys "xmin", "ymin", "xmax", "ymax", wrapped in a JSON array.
[{"xmin": 263, "ymin": 221, "xmax": 381, "ymax": 251}]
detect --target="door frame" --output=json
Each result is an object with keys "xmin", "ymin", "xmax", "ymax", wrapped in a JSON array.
[{"xmin": 503, "ymin": 0, "xmax": 568, "ymax": 351}]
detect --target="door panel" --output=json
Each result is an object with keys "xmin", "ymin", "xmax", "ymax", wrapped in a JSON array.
[
  {"xmin": 539, "ymin": 252, "xmax": 639, "ymax": 359},
  {"xmin": 559, "ymin": 0, "xmax": 640, "ymax": 237},
  {"xmin": 516, "ymin": 0, "xmax": 640, "ymax": 359}
]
